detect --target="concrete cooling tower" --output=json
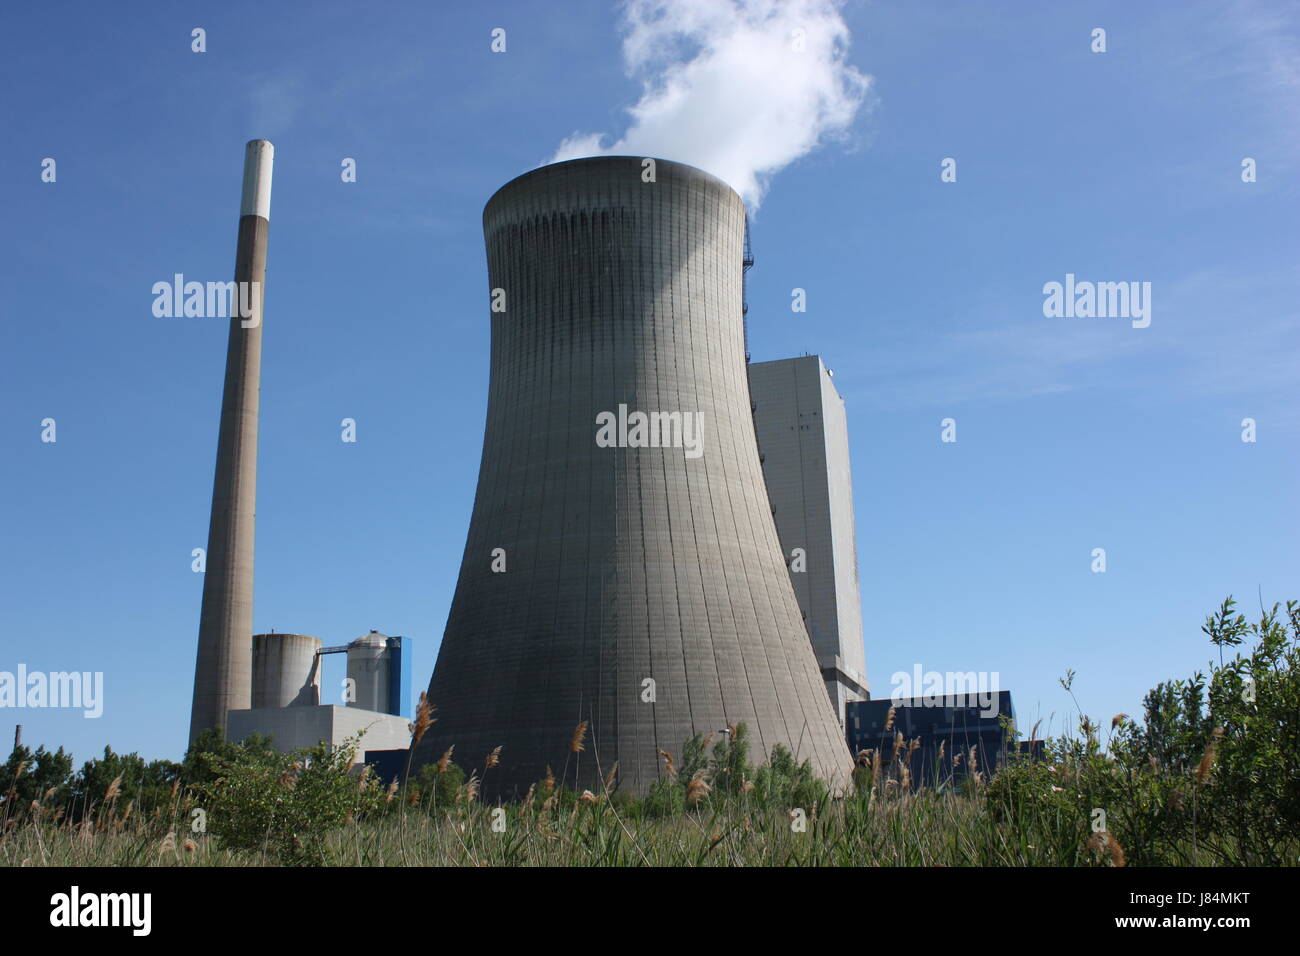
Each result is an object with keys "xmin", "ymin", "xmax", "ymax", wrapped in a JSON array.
[{"xmin": 410, "ymin": 156, "xmax": 852, "ymax": 797}]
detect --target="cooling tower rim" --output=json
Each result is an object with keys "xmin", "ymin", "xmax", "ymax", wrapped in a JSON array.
[{"xmin": 484, "ymin": 155, "xmax": 742, "ymax": 221}]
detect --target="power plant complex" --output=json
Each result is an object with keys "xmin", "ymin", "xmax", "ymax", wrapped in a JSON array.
[
  {"xmin": 188, "ymin": 145, "xmax": 872, "ymax": 795},
  {"xmin": 187, "ymin": 141, "xmax": 410, "ymax": 759}
]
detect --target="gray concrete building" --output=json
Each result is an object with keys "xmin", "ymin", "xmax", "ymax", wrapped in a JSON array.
[
  {"xmin": 229, "ymin": 630, "xmax": 412, "ymax": 761},
  {"xmin": 409, "ymin": 156, "xmax": 852, "ymax": 798},
  {"xmin": 749, "ymin": 355, "xmax": 869, "ymax": 724},
  {"xmin": 226, "ymin": 706, "xmax": 410, "ymax": 764}
]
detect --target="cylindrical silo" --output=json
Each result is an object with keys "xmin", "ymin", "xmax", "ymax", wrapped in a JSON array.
[
  {"xmin": 409, "ymin": 156, "xmax": 852, "ymax": 798},
  {"xmin": 346, "ymin": 631, "xmax": 391, "ymax": 713},
  {"xmin": 251, "ymin": 633, "xmax": 320, "ymax": 709}
]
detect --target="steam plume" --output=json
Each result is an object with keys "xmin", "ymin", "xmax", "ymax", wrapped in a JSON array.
[{"xmin": 549, "ymin": 0, "xmax": 871, "ymax": 210}]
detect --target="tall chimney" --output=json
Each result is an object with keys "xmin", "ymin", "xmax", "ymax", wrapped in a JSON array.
[{"xmin": 189, "ymin": 140, "xmax": 273, "ymax": 744}]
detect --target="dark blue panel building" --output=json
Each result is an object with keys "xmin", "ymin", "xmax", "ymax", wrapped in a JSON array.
[{"xmin": 846, "ymin": 691, "xmax": 1037, "ymax": 788}]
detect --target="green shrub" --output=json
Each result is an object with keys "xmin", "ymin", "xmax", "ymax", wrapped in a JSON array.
[
  {"xmin": 197, "ymin": 735, "xmax": 383, "ymax": 865},
  {"xmin": 752, "ymin": 743, "xmax": 827, "ymax": 810},
  {"xmin": 413, "ymin": 759, "xmax": 465, "ymax": 808}
]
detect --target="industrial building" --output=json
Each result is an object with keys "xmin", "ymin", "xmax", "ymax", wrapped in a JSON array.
[
  {"xmin": 749, "ymin": 355, "xmax": 869, "ymax": 724},
  {"xmin": 187, "ymin": 147, "xmax": 873, "ymax": 790},
  {"xmin": 407, "ymin": 156, "xmax": 853, "ymax": 798},
  {"xmin": 226, "ymin": 631, "xmax": 411, "ymax": 761},
  {"xmin": 845, "ymin": 691, "xmax": 1040, "ymax": 787},
  {"xmin": 187, "ymin": 141, "xmax": 411, "ymax": 763}
]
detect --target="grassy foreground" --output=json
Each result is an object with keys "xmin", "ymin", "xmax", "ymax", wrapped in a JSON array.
[
  {"xmin": 0, "ymin": 790, "xmax": 1156, "ymax": 867},
  {"xmin": 2, "ymin": 597, "xmax": 1296, "ymax": 867}
]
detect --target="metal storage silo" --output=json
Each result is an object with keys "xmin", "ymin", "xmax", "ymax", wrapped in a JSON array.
[{"xmin": 346, "ymin": 631, "xmax": 392, "ymax": 714}]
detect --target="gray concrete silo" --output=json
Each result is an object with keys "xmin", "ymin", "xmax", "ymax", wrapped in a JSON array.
[
  {"xmin": 409, "ymin": 156, "xmax": 852, "ymax": 797},
  {"xmin": 251, "ymin": 633, "xmax": 321, "ymax": 709}
]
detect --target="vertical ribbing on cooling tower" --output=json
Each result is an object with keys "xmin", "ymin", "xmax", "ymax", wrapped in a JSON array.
[
  {"xmin": 189, "ymin": 140, "xmax": 272, "ymax": 744},
  {"xmin": 411, "ymin": 156, "xmax": 851, "ymax": 796}
]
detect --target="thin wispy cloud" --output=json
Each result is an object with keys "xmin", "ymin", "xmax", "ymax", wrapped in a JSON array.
[
  {"xmin": 549, "ymin": 0, "xmax": 871, "ymax": 209},
  {"xmin": 1228, "ymin": 0, "xmax": 1300, "ymax": 95},
  {"xmin": 247, "ymin": 72, "xmax": 306, "ymax": 134},
  {"xmin": 837, "ymin": 269, "xmax": 1300, "ymax": 413}
]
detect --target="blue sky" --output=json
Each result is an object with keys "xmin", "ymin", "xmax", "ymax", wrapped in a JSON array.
[{"xmin": 2, "ymin": 0, "xmax": 1296, "ymax": 765}]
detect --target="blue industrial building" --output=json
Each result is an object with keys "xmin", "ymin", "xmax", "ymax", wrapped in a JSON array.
[{"xmin": 846, "ymin": 691, "xmax": 1040, "ymax": 787}]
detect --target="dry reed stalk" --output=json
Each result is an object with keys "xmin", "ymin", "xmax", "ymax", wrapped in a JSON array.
[
  {"xmin": 658, "ymin": 749, "xmax": 677, "ymax": 779},
  {"xmin": 1196, "ymin": 727, "xmax": 1225, "ymax": 785},
  {"xmin": 569, "ymin": 721, "xmax": 588, "ymax": 753},
  {"xmin": 410, "ymin": 692, "xmax": 434, "ymax": 747},
  {"xmin": 1087, "ymin": 830, "xmax": 1127, "ymax": 867},
  {"xmin": 462, "ymin": 771, "xmax": 481, "ymax": 803},
  {"xmin": 686, "ymin": 770, "xmax": 711, "ymax": 805}
]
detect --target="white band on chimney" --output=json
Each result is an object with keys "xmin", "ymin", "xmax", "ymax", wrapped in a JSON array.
[{"xmin": 240, "ymin": 140, "xmax": 274, "ymax": 221}]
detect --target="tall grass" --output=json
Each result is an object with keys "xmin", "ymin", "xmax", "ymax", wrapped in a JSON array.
[
  {"xmin": 2, "ymin": 733, "xmax": 1280, "ymax": 867},
  {"xmin": 4, "ymin": 596, "xmax": 1294, "ymax": 867}
]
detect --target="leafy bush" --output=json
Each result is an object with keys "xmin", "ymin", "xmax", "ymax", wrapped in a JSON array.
[
  {"xmin": 2, "ymin": 744, "xmax": 74, "ymax": 813},
  {"xmin": 412, "ymin": 758, "xmax": 466, "ymax": 808},
  {"xmin": 984, "ymin": 597, "xmax": 1300, "ymax": 865},
  {"xmin": 197, "ymin": 735, "xmax": 383, "ymax": 865},
  {"xmin": 181, "ymin": 727, "xmax": 275, "ymax": 788},
  {"xmin": 752, "ymin": 743, "xmax": 827, "ymax": 810}
]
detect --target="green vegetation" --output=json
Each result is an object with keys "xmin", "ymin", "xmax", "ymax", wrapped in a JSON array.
[
  {"xmin": 2, "ymin": 597, "xmax": 1296, "ymax": 866},
  {"xmin": 986, "ymin": 597, "xmax": 1299, "ymax": 865}
]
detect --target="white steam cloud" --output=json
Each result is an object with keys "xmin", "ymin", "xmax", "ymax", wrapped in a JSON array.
[{"xmin": 549, "ymin": 0, "xmax": 871, "ymax": 210}]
